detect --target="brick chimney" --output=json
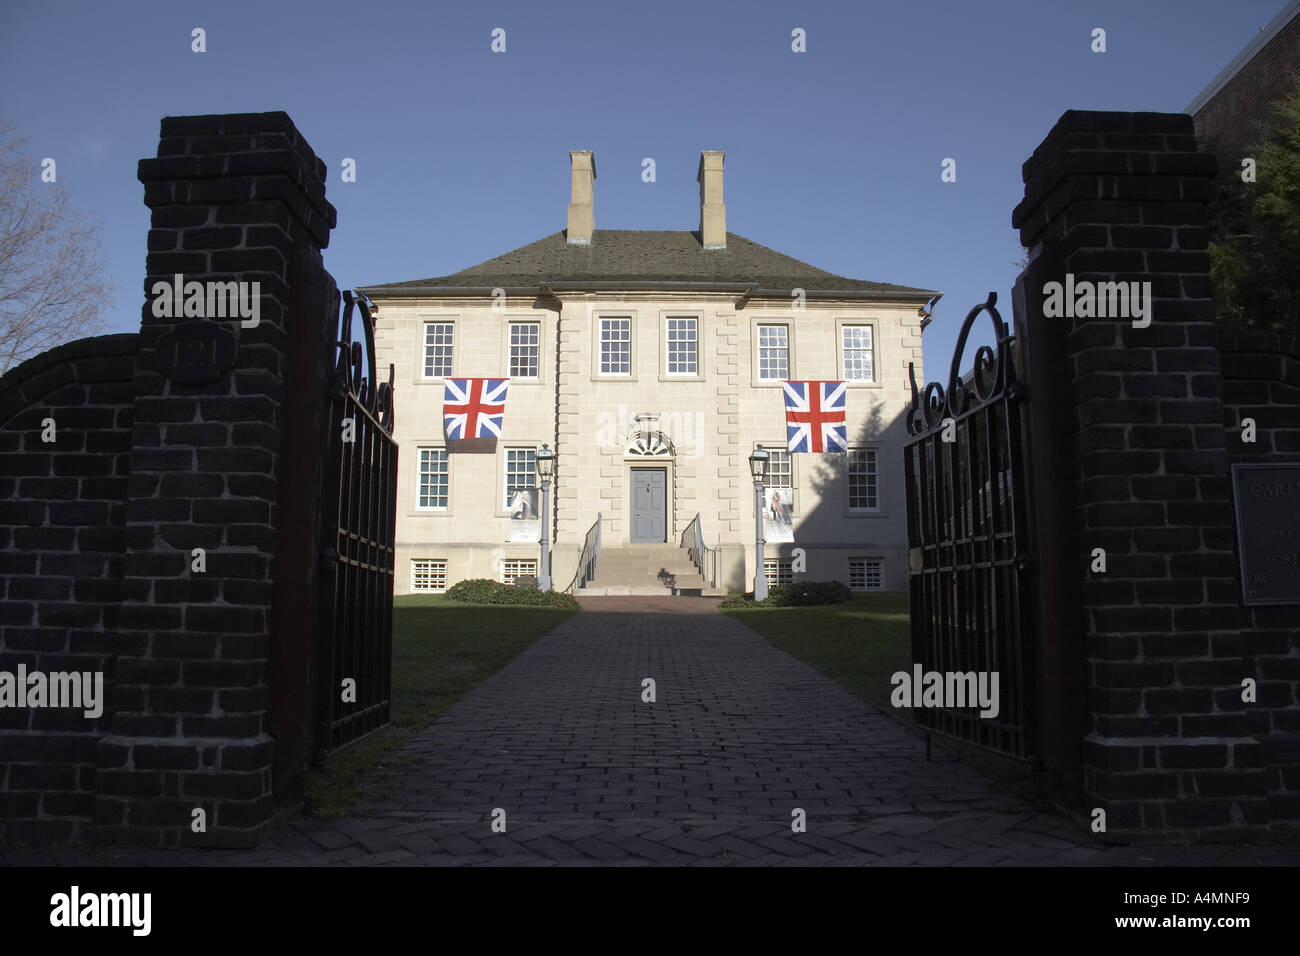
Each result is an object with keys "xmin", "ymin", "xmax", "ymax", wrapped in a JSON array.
[
  {"xmin": 698, "ymin": 150, "xmax": 726, "ymax": 250},
  {"xmin": 566, "ymin": 150, "xmax": 596, "ymax": 245}
]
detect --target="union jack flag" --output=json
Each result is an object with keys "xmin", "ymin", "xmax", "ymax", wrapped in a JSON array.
[
  {"xmin": 783, "ymin": 380, "xmax": 847, "ymax": 453},
  {"xmin": 444, "ymin": 378, "xmax": 509, "ymax": 439}
]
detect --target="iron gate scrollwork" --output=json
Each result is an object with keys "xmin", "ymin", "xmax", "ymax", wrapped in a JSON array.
[
  {"xmin": 903, "ymin": 292, "xmax": 1036, "ymax": 759},
  {"xmin": 317, "ymin": 290, "xmax": 398, "ymax": 755}
]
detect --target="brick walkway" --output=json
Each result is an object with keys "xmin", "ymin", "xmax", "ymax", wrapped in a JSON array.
[{"xmin": 3, "ymin": 597, "xmax": 1297, "ymax": 867}]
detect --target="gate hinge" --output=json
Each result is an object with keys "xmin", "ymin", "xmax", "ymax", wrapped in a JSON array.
[
  {"xmin": 1013, "ymin": 552, "xmax": 1035, "ymax": 573},
  {"xmin": 320, "ymin": 547, "xmax": 339, "ymax": 567}
]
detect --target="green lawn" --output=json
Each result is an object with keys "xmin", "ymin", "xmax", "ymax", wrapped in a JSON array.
[
  {"xmin": 721, "ymin": 592, "xmax": 912, "ymax": 717},
  {"xmin": 302, "ymin": 595, "xmax": 577, "ymax": 818},
  {"xmin": 723, "ymin": 592, "xmax": 1079, "ymax": 812}
]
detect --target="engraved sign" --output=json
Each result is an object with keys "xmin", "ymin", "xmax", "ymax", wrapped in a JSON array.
[
  {"xmin": 155, "ymin": 321, "xmax": 237, "ymax": 384},
  {"xmin": 1231, "ymin": 462, "xmax": 1300, "ymax": 606}
]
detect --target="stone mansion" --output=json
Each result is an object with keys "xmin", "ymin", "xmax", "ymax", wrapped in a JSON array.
[{"xmin": 360, "ymin": 150, "xmax": 939, "ymax": 595}]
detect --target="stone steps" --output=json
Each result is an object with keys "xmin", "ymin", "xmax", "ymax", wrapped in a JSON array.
[{"xmin": 577, "ymin": 545, "xmax": 727, "ymax": 597}]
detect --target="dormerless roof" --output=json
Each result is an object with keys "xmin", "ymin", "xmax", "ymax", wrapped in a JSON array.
[{"xmin": 359, "ymin": 230, "xmax": 938, "ymax": 300}]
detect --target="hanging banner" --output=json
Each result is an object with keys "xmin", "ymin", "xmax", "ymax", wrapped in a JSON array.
[
  {"xmin": 508, "ymin": 487, "xmax": 539, "ymax": 542},
  {"xmin": 763, "ymin": 487, "xmax": 795, "ymax": 543}
]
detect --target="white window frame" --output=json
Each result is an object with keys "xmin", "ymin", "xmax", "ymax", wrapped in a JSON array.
[
  {"xmin": 754, "ymin": 321, "xmax": 792, "ymax": 384},
  {"xmin": 421, "ymin": 320, "xmax": 456, "ymax": 380},
  {"xmin": 502, "ymin": 448, "xmax": 537, "ymax": 511},
  {"xmin": 766, "ymin": 448, "xmax": 794, "ymax": 489},
  {"xmin": 500, "ymin": 558, "xmax": 538, "ymax": 586},
  {"xmin": 846, "ymin": 447, "xmax": 880, "ymax": 513},
  {"xmin": 596, "ymin": 315, "xmax": 635, "ymax": 378},
  {"xmin": 661, "ymin": 313, "xmax": 702, "ymax": 380},
  {"xmin": 764, "ymin": 558, "xmax": 793, "ymax": 586},
  {"xmin": 507, "ymin": 320, "xmax": 541, "ymax": 380},
  {"xmin": 848, "ymin": 557, "xmax": 884, "ymax": 591},
  {"xmin": 410, "ymin": 559, "xmax": 447, "ymax": 593},
  {"xmin": 838, "ymin": 320, "xmax": 878, "ymax": 385},
  {"xmin": 416, "ymin": 446, "xmax": 450, "ymax": 511}
]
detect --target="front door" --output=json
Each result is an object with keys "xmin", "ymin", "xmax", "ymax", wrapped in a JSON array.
[{"xmin": 630, "ymin": 468, "xmax": 667, "ymax": 543}]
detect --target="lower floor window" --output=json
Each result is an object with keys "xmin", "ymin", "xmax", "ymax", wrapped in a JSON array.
[
  {"xmin": 848, "ymin": 558, "xmax": 883, "ymax": 591},
  {"xmin": 501, "ymin": 558, "xmax": 538, "ymax": 585},
  {"xmin": 764, "ymin": 559, "xmax": 793, "ymax": 586},
  {"xmin": 411, "ymin": 559, "xmax": 447, "ymax": 592}
]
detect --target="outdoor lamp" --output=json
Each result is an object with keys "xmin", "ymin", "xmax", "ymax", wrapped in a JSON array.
[
  {"xmin": 535, "ymin": 443, "xmax": 555, "ymax": 482},
  {"xmin": 535, "ymin": 443, "xmax": 555, "ymax": 590},
  {"xmin": 749, "ymin": 445, "xmax": 770, "ymax": 600}
]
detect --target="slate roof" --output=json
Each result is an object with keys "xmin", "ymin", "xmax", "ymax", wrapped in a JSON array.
[{"xmin": 359, "ymin": 230, "xmax": 938, "ymax": 300}]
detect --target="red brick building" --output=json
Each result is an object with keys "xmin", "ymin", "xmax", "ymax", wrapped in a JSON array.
[{"xmin": 1187, "ymin": 0, "xmax": 1300, "ymax": 157}]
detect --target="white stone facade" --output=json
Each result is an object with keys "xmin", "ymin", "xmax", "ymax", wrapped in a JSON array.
[{"xmin": 370, "ymin": 290, "xmax": 925, "ymax": 595}]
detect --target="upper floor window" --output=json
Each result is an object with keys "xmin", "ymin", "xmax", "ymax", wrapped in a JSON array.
[
  {"xmin": 423, "ymin": 323, "xmax": 454, "ymax": 378},
  {"xmin": 508, "ymin": 322, "xmax": 540, "ymax": 379},
  {"xmin": 600, "ymin": 317, "xmax": 632, "ymax": 375},
  {"xmin": 842, "ymin": 325, "xmax": 874, "ymax": 382},
  {"xmin": 757, "ymin": 324, "xmax": 789, "ymax": 381},
  {"xmin": 665, "ymin": 317, "xmax": 698, "ymax": 376}
]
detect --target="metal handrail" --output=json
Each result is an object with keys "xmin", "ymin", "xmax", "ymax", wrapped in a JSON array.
[
  {"xmin": 680, "ymin": 513, "xmax": 716, "ymax": 587},
  {"xmin": 565, "ymin": 514, "xmax": 601, "ymax": 593}
]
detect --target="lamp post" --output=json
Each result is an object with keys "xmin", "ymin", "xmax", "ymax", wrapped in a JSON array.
[
  {"xmin": 749, "ymin": 445, "xmax": 770, "ymax": 601},
  {"xmin": 535, "ymin": 443, "xmax": 555, "ymax": 590}
]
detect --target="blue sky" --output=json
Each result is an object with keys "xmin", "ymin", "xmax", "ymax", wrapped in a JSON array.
[{"xmin": 0, "ymin": 0, "xmax": 1287, "ymax": 379}]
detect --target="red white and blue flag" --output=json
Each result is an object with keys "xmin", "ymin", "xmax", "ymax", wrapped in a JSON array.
[
  {"xmin": 444, "ymin": 378, "xmax": 509, "ymax": 439},
  {"xmin": 783, "ymin": 380, "xmax": 847, "ymax": 453}
]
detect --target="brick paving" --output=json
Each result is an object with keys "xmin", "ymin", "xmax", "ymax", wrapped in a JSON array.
[{"xmin": 3, "ymin": 596, "xmax": 1298, "ymax": 867}]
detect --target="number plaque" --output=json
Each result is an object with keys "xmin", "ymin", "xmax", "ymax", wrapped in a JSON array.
[{"xmin": 154, "ymin": 321, "xmax": 237, "ymax": 384}]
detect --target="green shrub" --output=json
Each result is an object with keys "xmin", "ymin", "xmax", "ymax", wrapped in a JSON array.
[
  {"xmin": 444, "ymin": 578, "xmax": 580, "ymax": 609},
  {"xmin": 499, "ymin": 587, "xmax": 581, "ymax": 608},
  {"xmin": 444, "ymin": 578, "xmax": 501, "ymax": 603},
  {"xmin": 720, "ymin": 580, "xmax": 853, "ymax": 609}
]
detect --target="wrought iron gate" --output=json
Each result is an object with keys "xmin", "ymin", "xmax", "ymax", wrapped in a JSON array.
[
  {"xmin": 317, "ymin": 290, "xmax": 398, "ymax": 755},
  {"xmin": 903, "ymin": 292, "xmax": 1036, "ymax": 759}
]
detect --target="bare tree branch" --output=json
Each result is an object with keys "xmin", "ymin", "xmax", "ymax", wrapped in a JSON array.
[{"xmin": 0, "ymin": 116, "xmax": 114, "ymax": 374}]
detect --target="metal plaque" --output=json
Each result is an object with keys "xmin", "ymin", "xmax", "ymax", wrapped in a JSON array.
[
  {"xmin": 154, "ymin": 321, "xmax": 237, "ymax": 384},
  {"xmin": 1231, "ymin": 462, "xmax": 1300, "ymax": 606}
]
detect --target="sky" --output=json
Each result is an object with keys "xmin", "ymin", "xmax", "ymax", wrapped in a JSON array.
[{"xmin": 0, "ymin": 0, "xmax": 1289, "ymax": 380}]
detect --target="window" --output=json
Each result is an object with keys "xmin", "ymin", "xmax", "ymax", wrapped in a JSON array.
[
  {"xmin": 849, "ymin": 558, "xmax": 883, "ymax": 591},
  {"xmin": 665, "ymin": 317, "xmax": 698, "ymax": 375},
  {"xmin": 600, "ymin": 317, "xmax": 632, "ymax": 375},
  {"xmin": 509, "ymin": 322, "xmax": 540, "ymax": 379},
  {"xmin": 504, "ymin": 449, "xmax": 536, "ymax": 509},
  {"xmin": 757, "ymin": 325, "xmax": 789, "ymax": 381},
  {"xmin": 423, "ymin": 323, "xmax": 454, "ymax": 378},
  {"xmin": 847, "ymin": 448, "xmax": 878, "ymax": 511},
  {"xmin": 418, "ymin": 448, "xmax": 448, "ymax": 509},
  {"xmin": 411, "ymin": 559, "xmax": 447, "ymax": 592},
  {"xmin": 767, "ymin": 449, "xmax": 793, "ymax": 488},
  {"xmin": 764, "ymin": 559, "xmax": 793, "ymax": 586},
  {"xmin": 501, "ymin": 559, "xmax": 538, "ymax": 585},
  {"xmin": 841, "ymin": 325, "xmax": 874, "ymax": 382}
]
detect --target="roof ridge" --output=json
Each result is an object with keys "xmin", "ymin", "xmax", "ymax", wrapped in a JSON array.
[{"xmin": 359, "ymin": 229, "xmax": 936, "ymax": 297}]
